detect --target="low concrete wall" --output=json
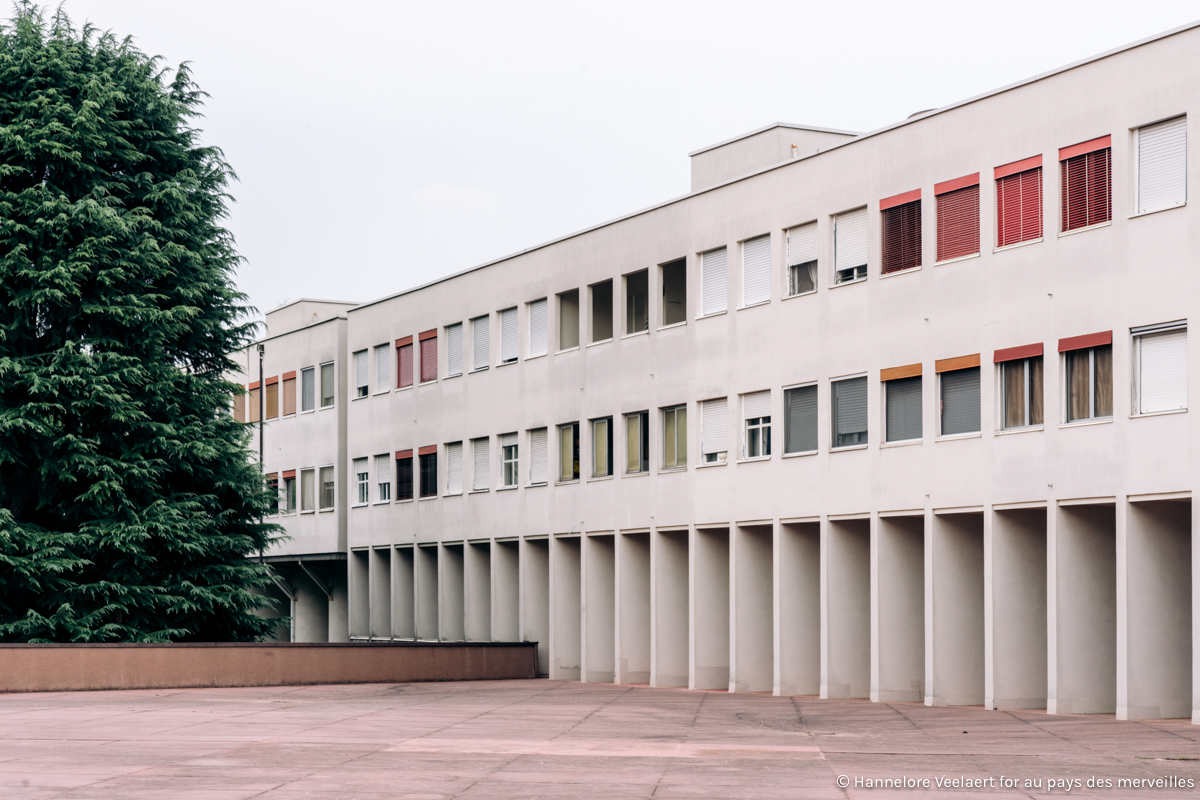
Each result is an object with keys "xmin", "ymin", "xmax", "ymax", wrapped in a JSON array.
[{"xmin": 0, "ymin": 641, "xmax": 538, "ymax": 693}]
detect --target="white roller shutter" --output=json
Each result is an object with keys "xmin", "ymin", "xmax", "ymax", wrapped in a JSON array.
[
  {"xmin": 446, "ymin": 441, "xmax": 463, "ymax": 493},
  {"xmin": 701, "ymin": 247, "xmax": 728, "ymax": 316},
  {"xmin": 353, "ymin": 350, "xmax": 368, "ymax": 393},
  {"xmin": 447, "ymin": 323, "xmax": 463, "ymax": 376},
  {"xmin": 374, "ymin": 344, "xmax": 391, "ymax": 393},
  {"xmin": 529, "ymin": 428, "xmax": 548, "ymax": 484},
  {"xmin": 701, "ymin": 397, "xmax": 728, "ymax": 457},
  {"xmin": 787, "ymin": 222, "xmax": 818, "ymax": 265},
  {"xmin": 834, "ymin": 208, "xmax": 868, "ymax": 271},
  {"xmin": 472, "ymin": 316, "xmax": 489, "ymax": 370},
  {"xmin": 1139, "ymin": 328, "xmax": 1187, "ymax": 413},
  {"xmin": 500, "ymin": 307, "xmax": 518, "ymax": 363},
  {"xmin": 472, "ymin": 437, "xmax": 489, "ymax": 490},
  {"xmin": 528, "ymin": 299, "xmax": 548, "ymax": 357},
  {"xmin": 742, "ymin": 235, "xmax": 771, "ymax": 306},
  {"xmin": 742, "ymin": 390, "xmax": 770, "ymax": 419},
  {"xmin": 1137, "ymin": 116, "xmax": 1187, "ymax": 214}
]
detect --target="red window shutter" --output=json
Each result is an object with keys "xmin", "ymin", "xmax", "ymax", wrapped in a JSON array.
[
  {"xmin": 881, "ymin": 200, "xmax": 922, "ymax": 273},
  {"xmin": 936, "ymin": 184, "xmax": 980, "ymax": 261},
  {"xmin": 397, "ymin": 343, "xmax": 413, "ymax": 388},
  {"xmin": 1060, "ymin": 148, "xmax": 1111, "ymax": 232},
  {"xmin": 996, "ymin": 167, "xmax": 1042, "ymax": 247},
  {"xmin": 419, "ymin": 336, "xmax": 437, "ymax": 383}
]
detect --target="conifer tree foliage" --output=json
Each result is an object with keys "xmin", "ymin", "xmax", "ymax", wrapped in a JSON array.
[{"xmin": 0, "ymin": 3, "xmax": 280, "ymax": 641}]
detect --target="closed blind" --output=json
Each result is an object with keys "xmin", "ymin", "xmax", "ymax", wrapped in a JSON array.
[
  {"xmin": 301, "ymin": 367, "xmax": 315, "ymax": 411},
  {"xmin": 446, "ymin": 323, "xmax": 463, "ymax": 376},
  {"xmin": 940, "ymin": 367, "xmax": 981, "ymax": 435},
  {"xmin": 743, "ymin": 390, "xmax": 770, "ymax": 419},
  {"xmin": 354, "ymin": 350, "xmax": 368, "ymax": 391},
  {"xmin": 784, "ymin": 385, "xmax": 817, "ymax": 454},
  {"xmin": 1138, "ymin": 116, "xmax": 1187, "ymax": 213},
  {"xmin": 419, "ymin": 337, "xmax": 437, "ymax": 383},
  {"xmin": 787, "ymin": 222, "xmax": 817, "ymax": 265},
  {"xmin": 1061, "ymin": 149, "xmax": 1111, "ymax": 232},
  {"xmin": 398, "ymin": 344, "xmax": 413, "ymax": 387},
  {"xmin": 500, "ymin": 432, "xmax": 517, "ymax": 449},
  {"xmin": 265, "ymin": 381, "xmax": 278, "ymax": 419},
  {"xmin": 446, "ymin": 441, "xmax": 463, "ymax": 493},
  {"xmin": 528, "ymin": 299, "xmax": 548, "ymax": 357},
  {"xmin": 473, "ymin": 437, "xmax": 490, "ymax": 490},
  {"xmin": 472, "ymin": 316, "xmax": 489, "ymax": 370},
  {"xmin": 375, "ymin": 344, "xmax": 391, "ymax": 391},
  {"xmin": 1139, "ymin": 329, "xmax": 1187, "ymax": 413},
  {"xmin": 282, "ymin": 377, "xmax": 296, "ymax": 415},
  {"xmin": 996, "ymin": 168, "xmax": 1042, "ymax": 247},
  {"xmin": 881, "ymin": 200, "xmax": 922, "ymax": 273},
  {"xmin": 321, "ymin": 362, "xmax": 335, "ymax": 406},
  {"xmin": 701, "ymin": 247, "xmax": 728, "ymax": 316},
  {"xmin": 529, "ymin": 428, "xmax": 548, "ymax": 484},
  {"xmin": 742, "ymin": 235, "xmax": 771, "ymax": 306},
  {"xmin": 885, "ymin": 376, "xmax": 923, "ymax": 442},
  {"xmin": 500, "ymin": 307, "xmax": 518, "ymax": 362},
  {"xmin": 936, "ymin": 185, "xmax": 980, "ymax": 261},
  {"xmin": 834, "ymin": 377, "xmax": 868, "ymax": 436},
  {"xmin": 834, "ymin": 208, "xmax": 868, "ymax": 271},
  {"xmin": 375, "ymin": 454, "xmax": 390, "ymax": 497},
  {"xmin": 701, "ymin": 397, "xmax": 728, "ymax": 455}
]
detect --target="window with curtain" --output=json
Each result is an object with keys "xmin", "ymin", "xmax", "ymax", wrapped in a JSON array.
[
  {"xmin": 1065, "ymin": 343, "xmax": 1112, "ymax": 422},
  {"xmin": 885, "ymin": 376, "xmax": 922, "ymax": 442},
  {"xmin": 1000, "ymin": 356, "xmax": 1044, "ymax": 429},
  {"xmin": 662, "ymin": 405, "xmax": 687, "ymax": 469},
  {"xmin": 319, "ymin": 466, "xmax": 334, "ymax": 509},
  {"xmin": 832, "ymin": 377, "xmax": 867, "ymax": 447},
  {"xmin": 559, "ymin": 423, "xmax": 579, "ymax": 481},
  {"xmin": 300, "ymin": 468, "xmax": 315, "ymax": 511},
  {"xmin": 1134, "ymin": 323, "xmax": 1187, "ymax": 414},
  {"xmin": 786, "ymin": 222, "xmax": 817, "ymax": 296},
  {"xmin": 625, "ymin": 411, "xmax": 649, "ymax": 473},
  {"xmin": 591, "ymin": 417, "xmax": 613, "ymax": 477},
  {"xmin": 320, "ymin": 362, "xmax": 335, "ymax": 407},
  {"xmin": 939, "ymin": 367, "xmax": 981, "ymax": 436},
  {"xmin": 783, "ymin": 385, "xmax": 817, "ymax": 454}
]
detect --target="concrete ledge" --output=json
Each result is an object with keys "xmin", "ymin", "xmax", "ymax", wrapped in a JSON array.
[{"xmin": 0, "ymin": 641, "xmax": 538, "ymax": 693}]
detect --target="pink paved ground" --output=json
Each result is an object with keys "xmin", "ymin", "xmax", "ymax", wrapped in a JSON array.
[{"xmin": 2, "ymin": 680, "xmax": 1199, "ymax": 799}]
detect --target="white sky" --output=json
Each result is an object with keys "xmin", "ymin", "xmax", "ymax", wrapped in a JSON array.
[{"xmin": 53, "ymin": 1, "xmax": 1200, "ymax": 321}]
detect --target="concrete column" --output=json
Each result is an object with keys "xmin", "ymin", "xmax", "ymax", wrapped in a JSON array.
[
  {"xmin": 393, "ymin": 546, "xmax": 416, "ymax": 639},
  {"xmin": 872, "ymin": 514, "xmax": 924, "ymax": 703},
  {"xmin": 988, "ymin": 508, "xmax": 1046, "ymax": 710},
  {"xmin": 349, "ymin": 548, "xmax": 369, "ymax": 638},
  {"xmin": 414, "ymin": 543, "xmax": 439, "ymax": 641},
  {"xmin": 776, "ymin": 521, "xmax": 819, "ymax": 696},
  {"xmin": 465, "ymin": 541, "xmax": 492, "ymax": 642},
  {"xmin": 822, "ymin": 517, "xmax": 869, "ymax": 699},
  {"xmin": 582, "ymin": 534, "xmax": 615, "ymax": 683},
  {"xmin": 439, "ymin": 543, "xmax": 465, "ymax": 641},
  {"xmin": 652, "ymin": 528, "xmax": 689, "ymax": 688},
  {"xmin": 1120, "ymin": 498, "xmax": 1191, "ymax": 719},
  {"xmin": 370, "ymin": 547, "xmax": 392, "ymax": 639},
  {"xmin": 550, "ymin": 535, "xmax": 581, "ymax": 680},
  {"xmin": 928, "ymin": 512, "xmax": 984, "ymax": 706},
  {"xmin": 1049, "ymin": 503, "xmax": 1116, "ymax": 715},
  {"xmin": 1194, "ymin": 496, "xmax": 1200, "ymax": 725},
  {"xmin": 493, "ymin": 539, "xmax": 520, "ymax": 642},
  {"xmin": 293, "ymin": 564, "xmax": 330, "ymax": 643},
  {"xmin": 616, "ymin": 532, "xmax": 650, "ymax": 685},
  {"xmin": 731, "ymin": 524, "xmax": 773, "ymax": 693},
  {"xmin": 328, "ymin": 563, "xmax": 350, "ymax": 642},
  {"xmin": 521, "ymin": 537, "xmax": 550, "ymax": 676},
  {"xmin": 691, "ymin": 526, "xmax": 730, "ymax": 690}
]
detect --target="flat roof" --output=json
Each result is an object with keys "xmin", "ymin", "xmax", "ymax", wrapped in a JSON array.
[{"xmin": 687, "ymin": 122, "xmax": 860, "ymax": 157}]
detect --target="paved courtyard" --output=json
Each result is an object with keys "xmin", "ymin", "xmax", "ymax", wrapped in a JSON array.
[{"xmin": 2, "ymin": 680, "xmax": 1200, "ymax": 799}]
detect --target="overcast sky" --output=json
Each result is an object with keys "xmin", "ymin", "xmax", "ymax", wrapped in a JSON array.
[{"xmin": 54, "ymin": 1, "xmax": 1200, "ymax": 321}]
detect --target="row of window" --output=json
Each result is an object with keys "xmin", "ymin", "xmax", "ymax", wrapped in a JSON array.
[
  {"xmin": 234, "ymin": 362, "xmax": 336, "ymax": 422},
  {"xmin": 267, "ymin": 466, "xmax": 335, "ymax": 515}
]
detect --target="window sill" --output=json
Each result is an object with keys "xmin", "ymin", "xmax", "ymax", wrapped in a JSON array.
[
  {"xmin": 319, "ymin": 508, "xmax": 334, "ymax": 513},
  {"xmin": 935, "ymin": 252, "xmax": 981, "ymax": 267},
  {"xmin": 1060, "ymin": 417, "xmax": 1113, "ymax": 429},
  {"xmin": 352, "ymin": 503, "xmax": 368, "ymax": 509},
  {"xmin": 737, "ymin": 456, "xmax": 772, "ymax": 464},
  {"xmin": 782, "ymin": 289, "xmax": 817, "ymax": 302},
  {"xmin": 556, "ymin": 346, "xmax": 580, "ymax": 355},
  {"xmin": 300, "ymin": 409, "xmax": 316, "ymax": 415},
  {"xmin": 527, "ymin": 482, "xmax": 548, "ymax": 488},
  {"xmin": 781, "ymin": 450, "xmax": 817, "ymax": 459},
  {"xmin": 659, "ymin": 465, "xmax": 688, "ymax": 473},
  {"xmin": 469, "ymin": 366, "xmax": 488, "ymax": 374},
  {"xmin": 695, "ymin": 460, "xmax": 728, "ymax": 469},
  {"xmin": 497, "ymin": 359, "xmax": 518, "ymax": 367},
  {"xmin": 372, "ymin": 500, "xmax": 390, "ymax": 506},
  {"xmin": 443, "ymin": 373, "xmax": 461, "ymax": 380},
  {"xmin": 657, "ymin": 321, "xmax": 687, "ymax": 332},
  {"xmin": 831, "ymin": 276, "xmax": 867, "ymax": 289},
  {"xmin": 282, "ymin": 413, "xmax": 296, "ymax": 419},
  {"xmin": 622, "ymin": 470, "xmax": 649, "ymax": 478},
  {"xmin": 1130, "ymin": 202, "xmax": 1185, "ymax": 219},
  {"xmin": 395, "ymin": 385, "xmax": 412, "ymax": 393},
  {"xmin": 881, "ymin": 439, "xmax": 922, "ymax": 448},
  {"xmin": 995, "ymin": 425, "xmax": 1044, "ymax": 436},
  {"xmin": 496, "ymin": 485, "xmax": 518, "ymax": 492},
  {"xmin": 418, "ymin": 495, "xmax": 438, "ymax": 501},
  {"xmin": 418, "ymin": 380, "xmax": 437, "ymax": 387},
  {"xmin": 621, "ymin": 329, "xmax": 650, "ymax": 340},
  {"xmin": 526, "ymin": 352, "xmax": 547, "ymax": 361},
  {"xmin": 468, "ymin": 488, "xmax": 489, "ymax": 494},
  {"xmin": 352, "ymin": 394, "xmax": 367, "ymax": 401},
  {"xmin": 373, "ymin": 389, "xmax": 391, "ymax": 396},
  {"xmin": 830, "ymin": 444, "xmax": 868, "ymax": 453},
  {"xmin": 936, "ymin": 432, "xmax": 981, "ymax": 442},
  {"xmin": 1059, "ymin": 221, "xmax": 1112, "ymax": 238},
  {"xmin": 442, "ymin": 492, "xmax": 463, "ymax": 498},
  {"xmin": 1131, "ymin": 407, "xmax": 1187, "ymax": 419},
  {"xmin": 555, "ymin": 479, "xmax": 580, "ymax": 486},
  {"xmin": 993, "ymin": 237, "xmax": 1042, "ymax": 254},
  {"xmin": 587, "ymin": 338, "xmax": 613, "ymax": 348},
  {"xmin": 320, "ymin": 404, "xmax": 335, "ymax": 410},
  {"xmin": 879, "ymin": 266, "xmax": 921, "ymax": 280},
  {"xmin": 300, "ymin": 510, "xmax": 316, "ymax": 515},
  {"xmin": 588, "ymin": 475, "xmax": 614, "ymax": 483},
  {"xmin": 738, "ymin": 300, "xmax": 770, "ymax": 311},
  {"xmin": 696, "ymin": 310, "xmax": 728, "ymax": 320},
  {"xmin": 396, "ymin": 498, "xmax": 414, "ymax": 505}
]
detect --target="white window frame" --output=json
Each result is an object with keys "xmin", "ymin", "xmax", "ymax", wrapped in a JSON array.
[
  {"xmin": 318, "ymin": 465, "xmax": 335, "ymax": 511},
  {"xmin": 501, "ymin": 434, "xmax": 519, "ymax": 488},
  {"xmin": 997, "ymin": 357, "xmax": 1044, "ymax": 431},
  {"xmin": 300, "ymin": 366, "xmax": 316, "ymax": 413},
  {"xmin": 299, "ymin": 468, "xmax": 316, "ymax": 513},
  {"xmin": 741, "ymin": 391, "xmax": 771, "ymax": 460},
  {"xmin": 319, "ymin": 361, "xmax": 336, "ymax": 409},
  {"xmin": 353, "ymin": 458, "xmax": 369, "ymax": 507},
  {"xmin": 1134, "ymin": 115, "xmax": 1187, "ymax": 215},
  {"xmin": 1132, "ymin": 321, "xmax": 1187, "ymax": 415},
  {"xmin": 352, "ymin": 350, "xmax": 368, "ymax": 398},
  {"xmin": 374, "ymin": 454, "xmax": 391, "ymax": 504}
]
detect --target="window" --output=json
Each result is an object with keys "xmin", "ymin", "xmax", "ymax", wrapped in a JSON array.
[
  {"xmin": 884, "ymin": 371, "xmax": 922, "ymax": 443},
  {"xmin": 265, "ymin": 378, "xmax": 279, "ymax": 419},
  {"xmin": 418, "ymin": 447, "xmax": 438, "ymax": 498},
  {"xmin": 1136, "ymin": 116, "xmax": 1187, "ymax": 214},
  {"xmin": 528, "ymin": 299, "xmax": 548, "ymax": 357},
  {"xmin": 880, "ymin": 192, "xmax": 921, "ymax": 274},
  {"xmin": 996, "ymin": 157, "xmax": 1043, "ymax": 247},
  {"xmin": 834, "ymin": 208, "xmax": 867, "ymax": 284},
  {"xmin": 282, "ymin": 372, "xmax": 297, "ymax": 416},
  {"xmin": 499, "ymin": 307, "xmax": 518, "ymax": 363},
  {"xmin": 375, "ymin": 454, "xmax": 391, "ymax": 502},
  {"xmin": 354, "ymin": 458, "xmax": 369, "ymax": 505},
  {"xmin": 472, "ymin": 437, "xmax": 490, "ymax": 490},
  {"xmin": 700, "ymin": 397, "xmax": 728, "ymax": 463},
  {"xmin": 1060, "ymin": 137, "xmax": 1111, "ymax": 232},
  {"xmin": 501, "ymin": 433, "xmax": 518, "ymax": 487},
  {"xmin": 661, "ymin": 259, "xmax": 686, "ymax": 326},
  {"xmin": 446, "ymin": 323, "xmax": 463, "ymax": 377},
  {"xmin": 248, "ymin": 383, "xmax": 260, "ymax": 422},
  {"xmin": 232, "ymin": 392, "xmax": 246, "ymax": 422},
  {"xmin": 832, "ymin": 377, "xmax": 868, "ymax": 447},
  {"xmin": 936, "ymin": 175, "xmax": 980, "ymax": 261},
  {"xmin": 528, "ymin": 428, "xmax": 549, "ymax": 485},
  {"xmin": 353, "ymin": 350, "xmax": 368, "ymax": 398},
  {"xmin": 468, "ymin": 316, "xmax": 487, "ymax": 371},
  {"xmin": 559, "ymin": 422, "xmax": 580, "ymax": 481},
  {"xmin": 300, "ymin": 468, "xmax": 315, "ymax": 511},
  {"xmin": 591, "ymin": 417, "xmax": 613, "ymax": 477},
  {"xmin": 446, "ymin": 441, "xmax": 463, "ymax": 494},
  {"xmin": 742, "ymin": 391, "xmax": 771, "ymax": 458},
  {"xmin": 282, "ymin": 471, "xmax": 296, "ymax": 513},
  {"xmin": 396, "ymin": 338, "xmax": 413, "ymax": 388},
  {"xmin": 419, "ymin": 330, "xmax": 437, "ymax": 383},
  {"xmin": 662, "ymin": 405, "xmax": 687, "ymax": 469},
  {"xmin": 742, "ymin": 235, "xmax": 770, "ymax": 306},
  {"xmin": 374, "ymin": 343, "xmax": 392, "ymax": 392},
  {"xmin": 395, "ymin": 451, "xmax": 414, "ymax": 501},
  {"xmin": 625, "ymin": 270, "xmax": 649, "ymax": 334},
  {"xmin": 319, "ymin": 466, "xmax": 335, "ymax": 510},
  {"xmin": 320, "ymin": 362, "xmax": 335, "ymax": 407},
  {"xmin": 998, "ymin": 351, "xmax": 1044, "ymax": 430},
  {"xmin": 301, "ymin": 366, "xmax": 315, "ymax": 412},
  {"xmin": 558, "ymin": 289, "xmax": 579, "ymax": 350},
  {"xmin": 938, "ymin": 359, "xmax": 981, "ymax": 436},
  {"xmin": 590, "ymin": 280, "xmax": 613, "ymax": 343},
  {"xmin": 266, "ymin": 473, "xmax": 279, "ymax": 515},
  {"xmin": 700, "ymin": 247, "xmax": 728, "ymax": 316},
  {"xmin": 786, "ymin": 223, "xmax": 817, "ymax": 296},
  {"xmin": 1062, "ymin": 334, "xmax": 1113, "ymax": 422},
  {"xmin": 1134, "ymin": 322, "xmax": 1187, "ymax": 414},
  {"xmin": 784, "ymin": 385, "xmax": 817, "ymax": 454},
  {"xmin": 625, "ymin": 411, "xmax": 649, "ymax": 473}
]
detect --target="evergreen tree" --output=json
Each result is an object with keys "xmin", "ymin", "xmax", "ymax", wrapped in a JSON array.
[{"xmin": 0, "ymin": 3, "xmax": 280, "ymax": 642}]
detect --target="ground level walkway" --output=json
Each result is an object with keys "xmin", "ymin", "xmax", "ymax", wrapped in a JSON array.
[{"xmin": 3, "ymin": 679, "xmax": 1200, "ymax": 798}]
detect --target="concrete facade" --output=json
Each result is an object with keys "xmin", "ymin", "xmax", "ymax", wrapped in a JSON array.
[{"xmin": 234, "ymin": 24, "xmax": 1200, "ymax": 721}]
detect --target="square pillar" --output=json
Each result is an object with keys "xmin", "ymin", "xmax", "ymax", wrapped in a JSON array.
[
  {"xmin": 465, "ymin": 541, "xmax": 492, "ymax": 642},
  {"xmin": 822, "ymin": 517, "xmax": 870, "ymax": 699},
  {"xmin": 873, "ymin": 514, "xmax": 924, "ymax": 703},
  {"xmin": 776, "ymin": 521, "xmax": 819, "ymax": 696},
  {"xmin": 652, "ymin": 528, "xmax": 689, "ymax": 688},
  {"xmin": 731, "ymin": 523, "xmax": 773, "ymax": 693},
  {"xmin": 928, "ymin": 511, "xmax": 984, "ymax": 706},
  {"xmin": 582, "ymin": 533, "xmax": 615, "ymax": 683},
  {"xmin": 691, "ymin": 526, "xmax": 730, "ymax": 690},
  {"xmin": 617, "ymin": 532, "xmax": 651, "ymax": 685},
  {"xmin": 988, "ymin": 507, "xmax": 1047, "ymax": 710}
]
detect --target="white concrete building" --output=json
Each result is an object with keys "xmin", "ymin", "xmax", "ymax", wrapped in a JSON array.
[{"xmin": 236, "ymin": 23, "xmax": 1200, "ymax": 721}]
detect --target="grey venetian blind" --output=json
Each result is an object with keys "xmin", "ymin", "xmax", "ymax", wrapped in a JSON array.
[
  {"xmin": 940, "ymin": 367, "xmax": 981, "ymax": 435},
  {"xmin": 833, "ymin": 377, "xmax": 868, "ymax": 445},
  {"xmin": 784, "ymin": 385, "xmax": 818, "ymax": 454},
  {"xmin": 885, "ymin": 376, "xmax": 922, "ymax": 442}
]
